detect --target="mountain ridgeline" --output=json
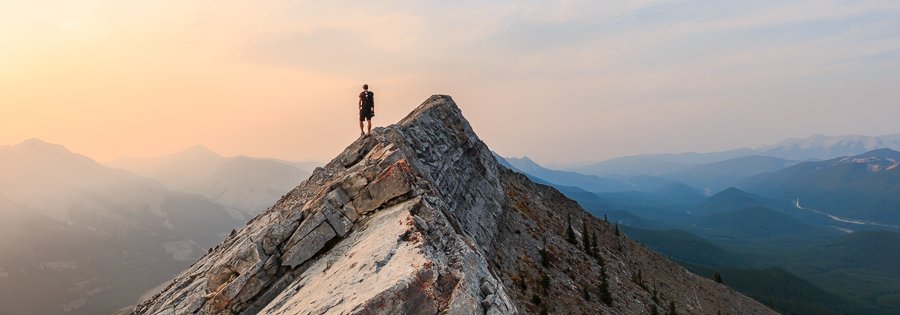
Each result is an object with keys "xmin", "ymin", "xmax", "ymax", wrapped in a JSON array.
[
  {"xmin": 740, "ymin": 148, "xmax": 900, "ymax": 226},
  {"xmin": 108, "ymin": 146, "xmax": 314, "ymax": 218},
  {"xmin": 569, "ymin": 133, "xmax": 900, "ymax": 177},
  {"xmin": 131, "ymin": 95, "xmax": 772, "ymax": 314}
]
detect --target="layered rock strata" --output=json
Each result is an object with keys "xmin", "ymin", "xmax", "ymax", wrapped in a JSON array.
[{"xmin": 133, "ymin": 95, "xmax": 774, "ymax": 315}]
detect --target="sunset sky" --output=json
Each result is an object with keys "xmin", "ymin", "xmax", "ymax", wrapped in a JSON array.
[{"xmin": 3, "ymin": 1, "xmax": 900, "ymax": 164}]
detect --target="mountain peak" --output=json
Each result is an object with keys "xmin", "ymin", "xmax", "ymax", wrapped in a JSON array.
[
  {"xmin": 505, "ymin": 156, "xmax": 540, "ymax": 167},
  {"xmin": 834, "ymin": 148, "xmax": 900, "ymax": 172},
  {"xmin": 757, "ymin": 133, "xmax": 900, "ymax": 161},
  {"xmin": 517, "ymin": 156, "xmax": 538, "ymax": 164},
  {"xmin": 397, "ymin": 94, "xmax": 458, "ymax": 124},
  {"xmin": 176, "ymin": 144, "xmax": 223, "ymax": 159},
  {"xmin": 718, "ymin": 186, "xmax": 744, "ymax": 194},
  {"xmin": 133, "ymin": 95, "xmax": 773, "ymax": 315},
  {"xmin": 2, "ymin": 138, "xmax": 98, "ymax": 167},
  {"xmin": 710, "ymin": 187, "xmax": 761, "ymax": 200},
  {"xmin": 855, "ymin": 148, "xmax": 900, "ymax": 159},
  {"xmin": 12, "ymin": 138, "xmax": 72, "ymax": 154}
]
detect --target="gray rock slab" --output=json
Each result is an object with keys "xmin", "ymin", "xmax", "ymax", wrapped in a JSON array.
[{"xmin": 281, "ymin": 222, "xmax": 337, "ymax": 268}]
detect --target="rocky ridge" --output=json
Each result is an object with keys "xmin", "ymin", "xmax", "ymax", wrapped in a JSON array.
[{"xmin": 132, "ymin": 95, "xmax": 775, "ymax": 314}]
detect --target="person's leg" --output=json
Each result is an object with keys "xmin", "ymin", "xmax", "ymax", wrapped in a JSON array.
[
  {"xmin": 366, "ymin": 118, "xmax": 372, "ymax": 134},
  {"xmin": 359, "ymin": 117, "xmax": 365, "ymax": 136}
]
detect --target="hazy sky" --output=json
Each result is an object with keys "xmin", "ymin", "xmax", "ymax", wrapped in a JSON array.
[{"xmin": 3, "ymin": 1, "xmax": 900, "ymax": 164}]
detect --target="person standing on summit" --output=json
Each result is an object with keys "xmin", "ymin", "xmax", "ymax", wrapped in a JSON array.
[{"xmin": 359, "ymin": 84, "xmax": 375, "ymax": 136}]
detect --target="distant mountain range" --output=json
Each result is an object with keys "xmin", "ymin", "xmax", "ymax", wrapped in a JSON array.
[
  {"xmin": 499, "ymin": 147, "xmax": 900, "ymax": 233},
  {"xmin": 758, "ymin": 134, "xmax": 900, "ymax": 161},
  {"xmin": 740, "ymin": 148, "xmax": 900, "ymax": 227},
  {"xmin": 496, "ymin": 141, "xmax": 900, "ymax": 314},
  {"xmin": 107, "ymin": 145, "xmax": 317, "ymax": 216},
  {"xmin": 501, "ymin": 153, "xmax": 799, "ymax": 197},
  {"xmin": 0, "ymin": 139, "xmax": 244, "ymax": 314},
  {"xmin": 569, "ymin": 133, "xmax": 900, "ymax": 177},
  {"xmin": 667, "ymin": 156, "xmax": 797, "ymax": 192},
  {"xmin": 502, "ymin": 156, "xmax": 635, "ymax": 192},
  {"xmin": 570, "ymin": 149, "xmax": 754, "ymax": 176},
  {"xmin": 0, "ymin": 139, "xmax": 319, "ymax": 314}
]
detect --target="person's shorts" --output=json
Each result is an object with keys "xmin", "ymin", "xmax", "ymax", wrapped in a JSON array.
[{"xmin": 359, "ymin": 108, "xmax": 373, "ymax": 121}]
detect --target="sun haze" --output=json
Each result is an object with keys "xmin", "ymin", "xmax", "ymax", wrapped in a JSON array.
[{"xmin": 3, "ymin": 1, "xmax": 900, "ymax": 164}]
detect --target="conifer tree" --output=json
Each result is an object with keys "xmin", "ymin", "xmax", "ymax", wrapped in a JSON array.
[
  {"xmin": 539, "ymin": 246, "xmax": 550, "ymax": 268},
  {"xmin": 582, "ymin": 221, "xmax": 590, "ymax": 253},
  {"xmin": 541, "ymin": 272, "xmax": 550, "ymax": 293},
  {"xmin": 531, "ymin": 294, "xmax": 542, "ymax": 306},
  {"xmin": 652, "ymin": 286, "xmax": 660, "ymax": 305},
  {"xmin": 599, "ymin": 263, "xmax": 613, "ymax": 306},
  {"xmin": 668, "ymin": 301, "xmax": 677, "ymax": 315}
]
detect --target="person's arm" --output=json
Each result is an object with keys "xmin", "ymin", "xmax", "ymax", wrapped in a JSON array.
[
  {"xmin": 359, "ymin": 93, "xmax": 363, "ymax": 110},
  {"xmin": 371, "ymin": 93, "xmax": 375, "ymax": 115}
]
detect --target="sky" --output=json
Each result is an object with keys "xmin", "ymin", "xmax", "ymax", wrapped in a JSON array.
[{"xmin": 2, "ymin": 0, "xmax": 900, "ymax": 165}]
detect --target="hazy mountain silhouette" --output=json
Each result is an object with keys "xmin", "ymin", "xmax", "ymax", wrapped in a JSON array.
[
  {"xmin": 503, "ymin": 156, "xmax": 634, "ymax": 192},
  {"xmin": 0, "ymin": 139, "xmax": 242, "ymax": 315},
  {"xmin": 668, "ymin": 156, "xmax": 796, "ymax": 191},
  {"xmin": 691, "ymin": 187, "xmax": 786, "ymax": 215},
  {"xmin": 758, "ymin": 134, "xmax": 900, "ymax": 161},
  {"xmin": 570, "ymin": 155, "xmax": 697, "ymax": 176},
  {"xmin": 569, "ymin": 133, "xmax": 900, "ymax": 177},
  {"xmin": 107, "ymin": 145, "xmax": 313, "ymax": 216}
]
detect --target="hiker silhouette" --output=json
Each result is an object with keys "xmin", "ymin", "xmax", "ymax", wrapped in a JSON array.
[{"xmin": 359, "ymin": 84, "xmax": 375, "ymax": 136}]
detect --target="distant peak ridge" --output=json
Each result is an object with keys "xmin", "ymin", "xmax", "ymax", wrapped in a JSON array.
[
  {"xmin": 854, "ymin": 148, "xmax": 900, "ymax": 159},
  {"xmin": 183, "ymin": 144, "xmax": 218, "ymax": 154},
  {"xmin": 834, "ymin": 148, "xmax": 900, "ymax": 172},
  {"xmin": 133, "ymin": 95, "xmax": 773, "ymax": 315},
  {"xmin": 12, "ymin": 138, "xmax": 72, "ymax": 153},
  {"xmin": 2, "ymin": 138, "xmax": 97, "ymax": 166},
  {"xmin": 169, "ymin": 144, "xmax": 223, "ymax": 159}
]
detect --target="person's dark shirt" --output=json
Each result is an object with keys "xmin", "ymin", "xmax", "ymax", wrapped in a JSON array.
[{"xmin": 359, "ymin": 91, "xmax": 374, "ymax": 109}]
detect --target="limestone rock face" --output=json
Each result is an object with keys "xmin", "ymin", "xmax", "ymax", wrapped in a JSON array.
[{"xmin": 132, "ymin": 95, "xmax": 774, "ymax": 315}]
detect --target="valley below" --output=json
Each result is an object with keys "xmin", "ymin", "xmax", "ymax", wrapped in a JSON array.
[{"xmin": 500, "ymin": 143, "xmax": 900, "ymax": 314}]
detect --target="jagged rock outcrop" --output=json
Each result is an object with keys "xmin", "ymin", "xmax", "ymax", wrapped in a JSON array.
[{"xmin": 132, "ymin": 95, "xmax": 775, "ymax": 314}]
